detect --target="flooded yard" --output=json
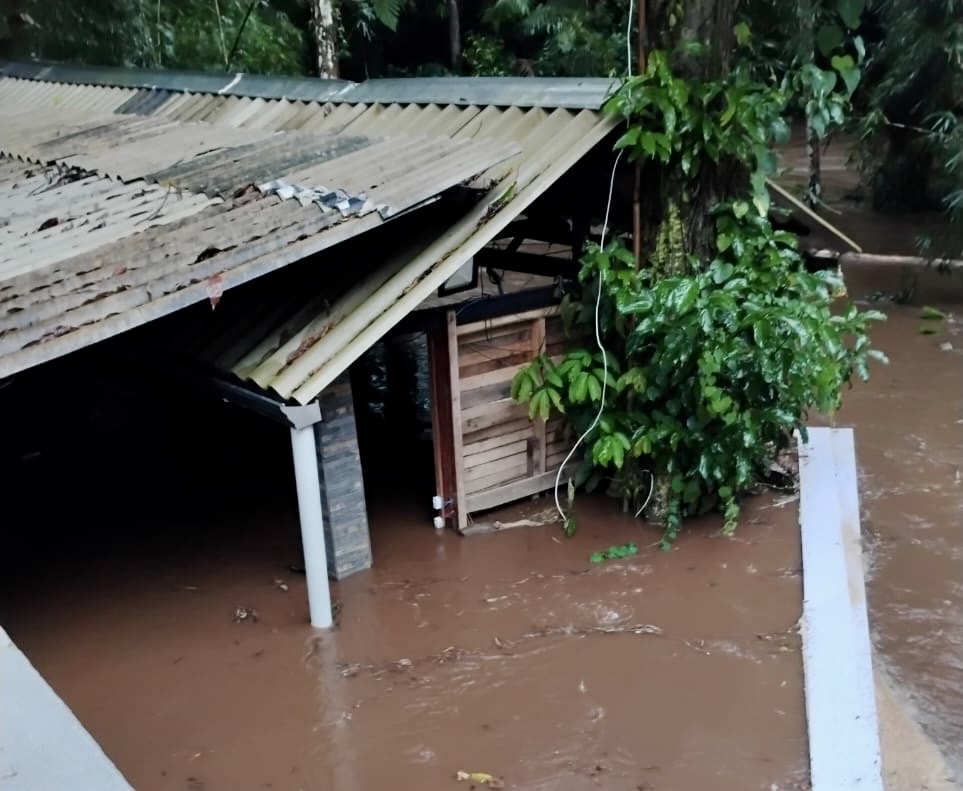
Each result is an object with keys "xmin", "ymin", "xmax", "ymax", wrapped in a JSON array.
[
  {"xmin": 0, "ymin": 434, "xmax": 808, "ymax": 790},
  {"xmin": 1, "ymin": 238, "xmax": 961, "ymax": 790}
]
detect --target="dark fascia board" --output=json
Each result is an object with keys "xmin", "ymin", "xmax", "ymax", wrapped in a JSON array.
[{"xmin": 0, "ymin": 60, "xmax": 618, "ymax": 110}]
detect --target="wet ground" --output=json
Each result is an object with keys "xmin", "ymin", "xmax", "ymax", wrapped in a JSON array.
[{"xmin": 0, "ymin": 382, "xmax": 809, "ymax": 791}]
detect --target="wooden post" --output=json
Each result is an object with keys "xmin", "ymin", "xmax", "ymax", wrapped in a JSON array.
[
  {"xmin": 446, "ymin": 311, "xmax": 469, "ymax": 529},
  {"xmin": 429, "ymin": 321, "xmax": 456, "ymax": 528},
  {"xmin": 530, "ymin": 316, "xmax": 547, "ymax": 475}
]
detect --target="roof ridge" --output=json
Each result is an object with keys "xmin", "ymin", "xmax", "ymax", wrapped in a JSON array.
[{"xmin": 0, "ymin": 60, "xmax": 618, "ymax": 110}]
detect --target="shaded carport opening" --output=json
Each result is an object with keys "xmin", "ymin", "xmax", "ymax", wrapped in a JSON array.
[
  {"xmin": 0, "ymin": 150, "xmax": 605, "ymax": 604},
  {"xmin": 0, "ymin": 135, "xmax": 861, "ymax": 642},
  {"xmin": 0, "ymin": 200, "xmax": 458, "ymax": 627}
]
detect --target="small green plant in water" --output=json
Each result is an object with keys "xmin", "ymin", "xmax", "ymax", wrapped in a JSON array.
[{"xmin": 589, "ymin": 543, "xmax": 639, "ymax": 564}]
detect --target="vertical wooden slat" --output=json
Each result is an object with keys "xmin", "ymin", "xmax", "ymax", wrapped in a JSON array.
[
  {"xmin": 447, "ymin": 310, "xmax": 469, "ymax": 529},
  {"xmin": 428, "ymin": 321, "xmax": 456, "ymax": 527},
  {"xmin": 530, "ymin": 315, "xmax": 547, "ymax": 474}
]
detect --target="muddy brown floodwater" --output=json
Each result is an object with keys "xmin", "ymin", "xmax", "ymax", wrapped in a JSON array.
[
  {"xmin": 832, "ymin": 302, "xmax": 963, "ymax": 782},
  {"xmin": 2, "ymin": 281, "xmax": 959, "ymax": 791},
  {"xmin": 0, "ymin": 465, "xmax": 809, "ymax": 791}
]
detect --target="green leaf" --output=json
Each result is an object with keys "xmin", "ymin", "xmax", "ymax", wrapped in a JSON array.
[
  {"xmin": 547, "ymin": 387, "xmax": 566, "ymax": 413},
  {"xmin": 612, "ymin": 441, "xmax": 625, "ymax": 469},
  {"xmin": 752, "ymin": 192, "xmax": 771, "ymax": 217},
  {"xmin": 544, "ymin": 367, "xmax": 564, "ymax": 389},
  {"xmin": 732, "ymin": 200, "xmax": 750, "ymax": 219},
  {"xmin": 920, "ymin": 306, "xmax": 946, "ymax": 320},
  {"xmin": 586, "ymin": 373, "xmax": 603, "ymax": 403},
  {"xmin": 570, "ymin": 371, "xmax": 589, "ymax": 403},
  {"xmin": 809, "ymin": 108, "xmax": 828, "ymax": 139},
  {"xmin": 733, "ymin": 21, "xmax": 751, "ymax": 47},
  {"xmin": 711, "ymin": 261, "xmax": 735, "ymax": 284},
  {"xmin": 681, "ymin": 149, "xmax": 694, "ymax": 175},
  {"xmin": 816, "ymin": 24, "xmax": 845, "ymax": 57},
  {"xmin": 836, "ymin": 0, "xmax": 865, "ymax": 29},
  {"xmin": 639, "ymin": 132, "xmax": 658, "ymax": 159},
  {"xmin": 512, "ymin": 370, "xmax": 533, "ymax": 402},
  {"xmin": 716, "ymin": 233, "xmax": 732, "ymax": 252},
  {"xmin": 589, "ymin": 551, "xmax": 606, "ymax": 564},
  {"xmin": 564, "ymin": 515, "xmax": 577, "ymax": 536},
  {"xmin": 831, "ymin": 54, "xmax": 860, "ymax": 96},
  {"xmin": 615, "ymin": 127, "xmax": 641, "ymax": 150}
]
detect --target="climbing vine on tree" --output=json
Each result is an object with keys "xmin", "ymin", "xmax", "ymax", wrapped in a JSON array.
[{"xmin": 512, "ymin": 45, "xmax": 887, "ymax": 544}]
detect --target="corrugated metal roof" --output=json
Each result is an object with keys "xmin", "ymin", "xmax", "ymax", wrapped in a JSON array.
[
  {"xmin": 141, "ymin": 106, "xmax": 617, "ymax": 404},
  {"xmin": 1, "ymin": 64, "xmax": 861, "ymax": 409},
  {"xmin": 0, "ymin": 67, "xmax": 620, "ymax": 401},
  {"xmin": 0, "ymin": 97, "xmax": 522, "ymax": 379},
  {"xmin": 0, "ymin": 61, "xmax": 618, "ymax": 109}
]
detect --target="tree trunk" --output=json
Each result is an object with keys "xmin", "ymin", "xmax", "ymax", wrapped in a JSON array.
[
  {"xmin": 799, "ymin": 0, "xmax": 822, "ymax": 206},
  {"xmin": 309, "ymin": 0, "xmax": 339, "ymax": 78},
  {"xmin": 448, "ymin": 0, "xmax": 461, "ymax": 68},
  {"xmin": 644, "ymin": 0, "xmax": 740, "ymax": 267}
]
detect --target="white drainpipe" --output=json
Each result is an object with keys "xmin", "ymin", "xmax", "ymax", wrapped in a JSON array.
[{"xmin": 282, "ymin": 403, "xmax": 333, "ymax": 629}]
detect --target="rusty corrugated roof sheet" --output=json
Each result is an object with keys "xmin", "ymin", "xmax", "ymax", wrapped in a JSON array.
[{"xmin": 0, "ymin": 95, "xmax": 521, "ymax": 379}]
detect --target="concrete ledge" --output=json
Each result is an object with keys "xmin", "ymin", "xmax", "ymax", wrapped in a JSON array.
[
  {"xmin": 797, "ymin": 427, "xmax": 883, "ymax": 790},
  {"xmin": 1, "ymin": 627, "xmax": 133, "ymax": 791}
]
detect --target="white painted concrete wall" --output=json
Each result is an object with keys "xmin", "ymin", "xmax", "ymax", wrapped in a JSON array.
[
  {"xmin": 798, "ymin": 427, "xmax": 883, "ymax": 790},
  {"xmin": 1, "ymin": 626, "xmax": 133, "ymax": 790}
]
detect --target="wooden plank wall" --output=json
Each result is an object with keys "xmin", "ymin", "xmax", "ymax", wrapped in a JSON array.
[{"xmin": 455, "ymin": 307, "xmax": 574, "ymax": 520}]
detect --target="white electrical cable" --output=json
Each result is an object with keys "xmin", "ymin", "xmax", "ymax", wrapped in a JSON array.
[
  {"xmin": 552, "ymin": 150, "xmax": 622, "ymax": 526},
  {"xmin": 626, "ymin": 0, "xmax": 634, "ymax": 78},
  {"xmin": 552, "ymin": 0, "xmax": 655, "ymax": 528}
]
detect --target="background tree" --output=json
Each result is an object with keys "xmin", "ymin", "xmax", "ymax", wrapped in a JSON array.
[{"xmin": 857, "ymin": 0, "xmax": 962, "ymax": 257}]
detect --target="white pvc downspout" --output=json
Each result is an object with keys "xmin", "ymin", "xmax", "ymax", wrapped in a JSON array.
[{"xmin": 282, "ymin": 403, "xmax": 333, "ymax": 629}]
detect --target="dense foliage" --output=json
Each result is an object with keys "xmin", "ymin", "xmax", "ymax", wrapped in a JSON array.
[
  {"xmin": 857, "ymin": 0, "xmax": 962, "ymax": 257},
  {"xmin": 511, "ymin": 47, "xmax": 886, "ymax": 541},
  {"xmin": 513, "ymin": 214, "xmax": 885, "ymax": 542},
  {"xmin": 1, "ymin": 0, "xmax": 308, "ymax": 74}
]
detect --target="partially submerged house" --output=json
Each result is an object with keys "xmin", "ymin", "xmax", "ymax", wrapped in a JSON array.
[{"xmin": 0, "ymin": 62, "xmax": 859, "ymax": 625}]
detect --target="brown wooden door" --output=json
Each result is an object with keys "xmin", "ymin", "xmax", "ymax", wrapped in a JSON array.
[{"xmin": 430, "ymin": 306, "xmax": 571, "ymax": 531}]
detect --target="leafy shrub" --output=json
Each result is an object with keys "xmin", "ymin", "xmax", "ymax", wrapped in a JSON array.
[{"xmin": 512, "ymin": 208, "xmax": 886, "ymax": 543}]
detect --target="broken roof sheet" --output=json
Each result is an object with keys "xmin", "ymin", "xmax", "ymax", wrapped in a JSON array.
[
  {"xmin": 141, "ymin": 105, "xmax": 617, "ymax": 405},
  {"xmin": 0, "ymin": 100, "xmax": 520, "ymax": 379}
]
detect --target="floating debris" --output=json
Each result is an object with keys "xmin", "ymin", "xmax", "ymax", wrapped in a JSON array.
[
  {"xmin": 232, "ymin": 606, "xmax": 258, "ymax": 624},
  {"xmin": 455, "ymin": 770, "xmax": 505, "ymax": 789}
]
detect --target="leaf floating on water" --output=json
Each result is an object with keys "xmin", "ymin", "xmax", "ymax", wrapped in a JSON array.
[
  {"xmin": 920, "ymin": 306, "xmax": 946, "ymax": 320},
  {"xmin": 455, "ymin": 770, "xmax": 505, "ymax": 789}
]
